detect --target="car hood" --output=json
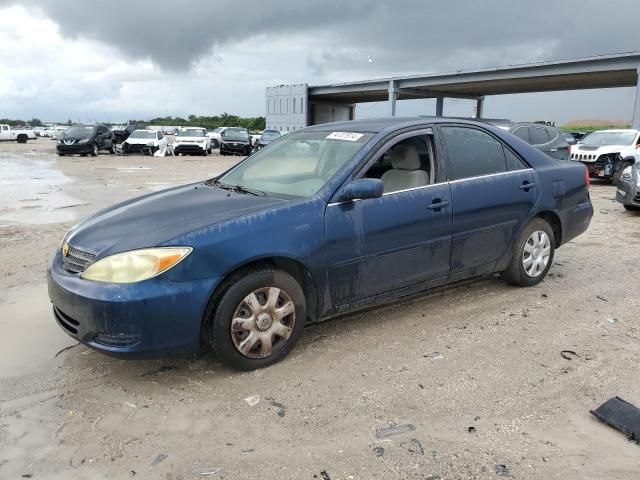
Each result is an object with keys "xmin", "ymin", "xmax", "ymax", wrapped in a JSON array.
[
  {"xmin": 175, "ymin": 136, "xmax": 207, "ymax": 141},
  {"xmin": 66, "ymin": 182, "xmax": 287, "ymax": 257},
  {"xmin": 573, "ymin": 144, "xmax": 631, "ymax": 154},
  {"xmin": 124, "ymin": 137, "xmax": 157, "ymax": 145},
  {"xmin": 222, "ymin": 138, "xmax": 250, "ymax": 144}
]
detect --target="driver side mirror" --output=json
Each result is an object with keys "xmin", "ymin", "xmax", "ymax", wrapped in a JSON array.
[{"xmin": 339, "ymin": 178, "xmax": 383, "ymax": 202}]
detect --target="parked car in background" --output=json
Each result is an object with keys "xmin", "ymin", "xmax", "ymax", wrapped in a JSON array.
[
  {"xmin": 0, "ymin": 124, "xmax": 36, "ymax": 143},
  {"xmin": 255, "ymin": 129, "xmax": 283, "ymax": 150},
  {"xmin": 112, "ymin": 125, "xmax": 146, "ymax": 144},
  {"xmin": 122, "ymin": 129, "xmax": 168, "ymax": 155},
  {"xmin": 616, "ymin": 162, "xmax": 640, "ymax": 211},
  {"xmin": 52, "ymin": 126, "xmax": 69, "ymax": 140},
  {"xmin": 48, "ymin": 117, "xmax": 593, "ymax": 370},
  {"xmin": 174, "ymin": 127, "xmax": 211, "ymax": 156},
  {"xmin": 570, "ymin": 129, "xmax": 639, "ymax": 181},
  {"xmin": 219, "ymin": 127, "xmax": 252, "ymax": 156},
  {"xmin": 56, "ymin": 124, "xmax": 114, "ymax": 156},
  {"xmin": 162, "ymin": 126, "xmax": 178, "ymax": 135},
  {"xmin": 41, "ymin": 128, "xmax": 54, "ymax": 137},
  {"xmin": 562, "ymin": 131, "xmax": 577, "ymax": 145},
  {"xmin": 207, "ymin": 127, "xmax": 228, "ymax": 148},
  {"xmin": 507, "ymin": 122, "xmax": 571, "ymax": 160}
]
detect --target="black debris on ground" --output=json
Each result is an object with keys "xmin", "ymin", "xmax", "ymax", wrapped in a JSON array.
[
  {"xmin": 373, "ymin": 446, "xmax": 384, "ymax": 457},
  {"xmin": 495, "ymin": 464, "xmax": 510, "ymax": 476},
  {"xmin": 140, "ymin": 365, "xmax": 177, "ymax": 377}
]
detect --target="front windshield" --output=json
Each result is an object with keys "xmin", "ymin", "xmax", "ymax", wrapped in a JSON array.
[
  {"xmin": 65, "ymin": 126, "xmax": 94, "ymax": 136},
  {"xmin": 261, "ymin": 130, "xmax": 281, "ymax": 141},
  {"xmin": 218, "ymin": 131, "xmax": 372, "ymax": 197},
  {"xmin": 581, "ymin": 131, "xmax": 636, "ymax": 146},
  {"xmin": 212, "ymin": 127, "xmax": 224, "ymax": 134},
  {"xmin": 178, "ymin": 129, "xmax": 205, "ymax": 137},
  {"xmin": 223, "ymin": 128, "xmax": 249, "ymax": 141},
  {"xmin": 129, "ymin": 130, "xmax": 155, "ymax": 139}
]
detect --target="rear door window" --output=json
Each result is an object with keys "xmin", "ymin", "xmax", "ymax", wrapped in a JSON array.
[
  {"xmin": 441, "ymin": 126, "xmax": 507, "ymax": 180},
  {"xmin": 503, "ymin": 147, "xmax": 528, "ymax": 171},
  {"xmin": 530, "ymin": 127, "xmax": 550, "ymax": 145}
]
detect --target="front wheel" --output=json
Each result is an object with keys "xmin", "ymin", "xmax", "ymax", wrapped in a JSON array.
[
  {"xmin": 501, "ymin": 218, "xmax": 555, "ymax": 287},
  {"xmin": 207, "ymin": 268, "xmax": 306, "ymax": 371},
  {"xmin": 91, "ymin": 143, "xmax": 99, "ymax": 156}
]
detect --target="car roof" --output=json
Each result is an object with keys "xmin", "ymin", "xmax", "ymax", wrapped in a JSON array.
[{"xmin": 301, "ymin": 116, "xmax": 495, "ymax": 134}]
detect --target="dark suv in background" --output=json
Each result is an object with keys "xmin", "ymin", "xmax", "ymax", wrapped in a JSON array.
[
  {"xmin": 56, "ymin": 124, "xmax": 114, "ymax": 156},
  {"xmin": 507, "ymin": 122, "xmax": 571, "ymax": 160}
]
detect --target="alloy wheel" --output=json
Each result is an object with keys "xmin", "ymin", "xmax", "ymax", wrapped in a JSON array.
[
  {"xmin": 522, "ymin": 230, "xmax": 551, "ymax": 277},
  {"xmin": 230, "ymin": 287, "xmax": 295, "ymax": 359}
]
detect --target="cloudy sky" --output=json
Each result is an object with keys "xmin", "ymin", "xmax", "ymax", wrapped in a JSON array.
[{"xmin": 0, "ymin": 0, "xmax": 639, "ymax": 124}]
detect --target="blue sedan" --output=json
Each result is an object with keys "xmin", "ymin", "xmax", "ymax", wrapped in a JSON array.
[{"xmin": 48, "ymin": 118, "xmax": 593, "ymax": 370}]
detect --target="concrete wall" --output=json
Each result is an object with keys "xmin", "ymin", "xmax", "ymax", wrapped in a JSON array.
[
  {"xmin": 265, "ymin": 84, "xmax": 308, "ymax": 132},
  {"xmin": 309, "ymin": 103, "xmax": 354, "ymax": 125}
]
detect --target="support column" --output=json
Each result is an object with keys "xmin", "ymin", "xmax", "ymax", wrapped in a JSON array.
[
  {"xmin": 633, "ymin": 67, "xmax": 640, "ymax": 129},
  {"xmin": 475, "ymin": 96, "xmax": 485, "ymax": 119},
  {"xmin": 388, "ymin": 80, "xmax": 398, "ymax": 116},
  {"xmin": 435, "ymin": 97, "xmax": 444, "ymax": 116}
]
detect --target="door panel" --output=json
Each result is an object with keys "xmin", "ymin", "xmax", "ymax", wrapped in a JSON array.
[
  {"xmin": 449, "ymin": 170, "xmax": 537, "ymax": 272},
  {"xmin": 324, "ymin": 184, "xmax": 452, "ymax": 306}
]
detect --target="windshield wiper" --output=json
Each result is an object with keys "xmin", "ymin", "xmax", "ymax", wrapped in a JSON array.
[
  {"xmin": 208, "ymin": 179, "xmax": 265, "ymax": 196},
  {"xmin": 233, "ymin": 184, "xmax": 265, "ymax": 197}
]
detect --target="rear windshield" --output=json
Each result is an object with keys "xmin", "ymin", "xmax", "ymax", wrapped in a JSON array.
[{"xmin": 223, "ymin": 128, "xmax": 250, "ymax": 141}]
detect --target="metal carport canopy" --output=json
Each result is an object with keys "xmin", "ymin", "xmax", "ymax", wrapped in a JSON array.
[{"xmin": 307, "ymin": 52, "xmax": 640, "ymax": 103}]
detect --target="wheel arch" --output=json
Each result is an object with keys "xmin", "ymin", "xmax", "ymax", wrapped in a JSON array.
[
  {"xmin": 200, "ymin": 256, "xmax": 319, "ymax": 347},
  {"xmin": 536, "ymin": 210, "xmax": 562, "ymax": 247}
]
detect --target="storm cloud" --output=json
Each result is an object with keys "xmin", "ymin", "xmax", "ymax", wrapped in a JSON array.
[{"xmin": 1, "ymin": 0, "xmax": 639, "ymax": 121}]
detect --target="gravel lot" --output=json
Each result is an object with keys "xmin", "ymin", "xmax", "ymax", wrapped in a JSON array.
[{"xmin": 1, "ymin": 138, "xmax": 639, "ymax": 480}]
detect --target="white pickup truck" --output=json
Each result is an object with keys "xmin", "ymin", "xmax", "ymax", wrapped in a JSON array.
[{"xmin": 0, "ymin": 124, "xmax": 37, "ymax": 143}]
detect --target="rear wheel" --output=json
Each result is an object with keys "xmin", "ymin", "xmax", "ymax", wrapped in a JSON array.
[
  {"xmin": 207, "ymin": 267, "xmax": 306, "ymax": 371},
  {"xmin": 17, "ymin": 135, "xmax": 27, "ymax": 144},
  {"xmin": 501, "ymin": 218, "xmax": 555, "ymax": 287}
]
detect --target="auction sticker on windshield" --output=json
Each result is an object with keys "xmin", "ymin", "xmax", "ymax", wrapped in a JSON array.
[{"xmin": 326, "ymin": 132, "xmax": 364, "ymax": 142}]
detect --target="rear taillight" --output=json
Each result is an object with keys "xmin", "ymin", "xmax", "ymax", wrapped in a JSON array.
[{"xmin": 584, "ymin": 166, "xmax": 590, "ymax": 191}]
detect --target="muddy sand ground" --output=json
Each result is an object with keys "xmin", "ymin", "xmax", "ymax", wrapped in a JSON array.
[{"xmin": 0, "ymin": 139, "xmax": 639, "ymax": 479}]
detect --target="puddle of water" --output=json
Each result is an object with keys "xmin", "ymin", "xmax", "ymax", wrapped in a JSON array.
[
  {"xmin": 0, "ymin": 284, "xmax": 76, "ymax": 380},
  {"xmin": 0, "ymin": 156, "xmax": 84, "ymax": 225}
]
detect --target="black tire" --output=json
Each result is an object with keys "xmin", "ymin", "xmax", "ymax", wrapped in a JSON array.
[
  {"xmin": 624, "ymin": 204, "xmax": 640, "ymax": 211},
  {"xmin": 90, "ymin": 143, "xmax": 98, "ymax": 157},
  {"xmin": 108, "ymin": 144, "xmax": 115, "ymax": 154},
  {"xmin": 501, "ymin": 218, "xmax": 555, "ymax": 287},
  {"xmin": 207, "ymin": 267, "xmax": 306, "ymax": 371},
  {"xmin": 57, "ymin": 153, "xmax": 66, "ymax": 156},
  {"xmin": 17, "ymin": 135, "xmax": 27, "ymax": 144}
]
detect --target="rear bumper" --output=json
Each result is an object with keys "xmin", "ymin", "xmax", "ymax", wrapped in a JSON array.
[
  {"xmin": 616, "ymin": 179, "xmax": 640, "ymax": 207},
  {"xmin": 47, "ymin": 251, "xmax": 218, "ymax": 358},
  {"xmin": 560, "ymin": 200, "xmax": 594, "ymax": 245}
]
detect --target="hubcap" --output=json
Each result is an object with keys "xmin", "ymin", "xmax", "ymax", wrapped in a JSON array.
[
  {"xmin": 522, "ymin": 230, "xmax": 551, "ymax": 278},
  {"xmin": 230, "ymin": 287, "xmax": 295, "ymax": 359}
]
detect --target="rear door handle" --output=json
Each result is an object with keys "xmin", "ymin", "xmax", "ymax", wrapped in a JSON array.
[
  {"xmin": 519, "ymin": 182, "xmax": 536, "ymax": 191},
  {"xmin": 427, "ymin": 199, "xmax": 450, "ymax": 211}
]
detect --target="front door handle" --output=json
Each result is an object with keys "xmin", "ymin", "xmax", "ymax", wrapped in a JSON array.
[
  {"xmin": 427, "ymin": 199, "xmax": 450, "ymax": 211},
  {"xmin": 519, "ymin": 182, "xmax": 536, "ymax": 191}
]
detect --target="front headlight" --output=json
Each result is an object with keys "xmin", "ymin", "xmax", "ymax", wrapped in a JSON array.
[
  {"xmin": 78, "ymin": 138, "xmax": 89, "ymax": 144},
  {"xmin": 80, "ymin": 247, "xmax": 192, "ymax": 283},
  {"xmin": 146, "ymin": 142, "xmax": 155, "ymax": 147},
  {"xmin": 621, "ymin": 166, "xmax": 633, "ymax": 181}
]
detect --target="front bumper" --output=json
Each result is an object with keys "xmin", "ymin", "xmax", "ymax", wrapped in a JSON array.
[
  {"xmin": 220, "ymin": 142, "xmax": 251, "ymax": 155},
  {"xmin": 47, "ymin": 251, "xmax": 218, "ymax": 358},
  {"xmin": 57, "ymin": 143, "xmax": 93, "ymax": 154},
  {"xmin": 616, "ymin": 178, "xmax": 640, "ymax": 207},
  {"xmin": 174, "ymin": 143, "xmax": 207, "ymax": 154},
  {"xmin": 122, "ymin": 143, "xmax": 155, "ymax": 155},
  {"xmin": 572, "ymin": 154, "xmax": 624, "ymax": 179}
]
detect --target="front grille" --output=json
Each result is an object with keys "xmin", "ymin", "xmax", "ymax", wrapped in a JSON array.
[
  {"xmin": 63, "ymin": 245, "xmax": 96, "ymax": 273},
  {"xmin": 93, "ymin": 332, "xmax": 142, "ymax": 348},
  {"xmin": 54, "ymin": 307, "xmax": 79, "ymax": 335}
]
